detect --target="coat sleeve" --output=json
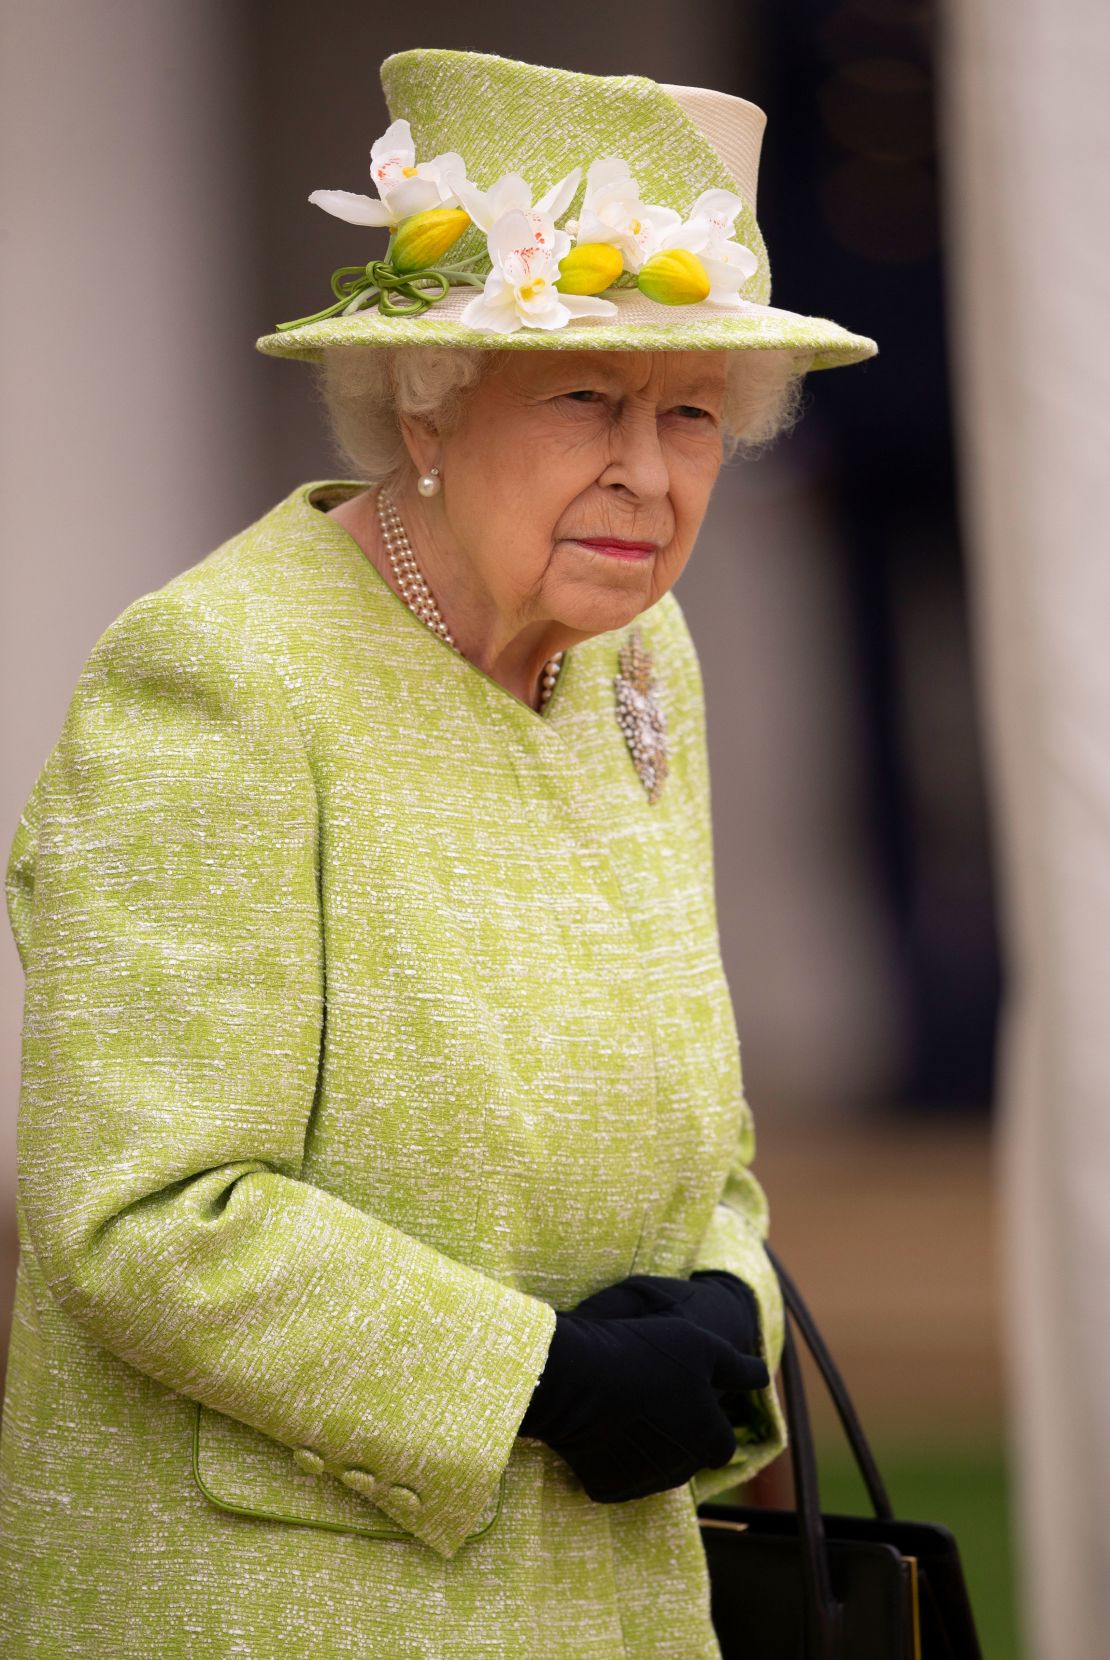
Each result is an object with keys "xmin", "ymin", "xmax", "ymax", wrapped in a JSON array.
[
  {"xmin": 657, "ymin": 590, "xmax": 789, "ymax": 1498},
  {"xmin": 688, "ymin": 1095, "xmax": 789, "ymax": 1499},
  {"xmin": 8, "ymin": 587, "xmax": 556, "ymax": 1559}
]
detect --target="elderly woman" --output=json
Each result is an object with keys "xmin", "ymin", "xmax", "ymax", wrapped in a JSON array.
[{"xmin": 0, "ymin": 47, "xmax": 876, "ymax": 1660}]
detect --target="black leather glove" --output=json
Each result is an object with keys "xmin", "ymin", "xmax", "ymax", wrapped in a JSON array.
[
  {"xmin": 518, "ymin": 1308, "xmax": 770, "ymax": 1503},
  {"xmin": 567, "ymin": 1271, "xmax": 768, "ymax": 1431},
  {"xmin": 570, "ymin": 1270, "xmax": 764, "ymax": 1365}
]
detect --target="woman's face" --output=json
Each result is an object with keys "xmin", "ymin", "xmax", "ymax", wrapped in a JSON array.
[{"xmin": 402, "ymin": 349, "xmax": 728, "ymax": 646}]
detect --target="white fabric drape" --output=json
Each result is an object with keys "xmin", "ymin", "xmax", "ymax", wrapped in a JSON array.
[{"xmin": 938, "ymin": 2, "xmax": 1110, "ymax": 1653}]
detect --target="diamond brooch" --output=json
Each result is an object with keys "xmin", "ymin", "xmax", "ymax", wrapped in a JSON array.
[{"xmin": 614, "ymin": 626, "xmax": 669, "ymax": 804}]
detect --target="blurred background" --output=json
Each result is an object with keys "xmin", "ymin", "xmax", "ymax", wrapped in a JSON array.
[{"xmin": 3, "ymin": 3, "xmax": 1108, "ymax": 1656}]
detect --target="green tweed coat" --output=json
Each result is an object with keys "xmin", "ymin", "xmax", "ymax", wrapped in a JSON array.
[{"xmin": 0, "ymin": 479, "xmax": 788, "ymax": 1658}]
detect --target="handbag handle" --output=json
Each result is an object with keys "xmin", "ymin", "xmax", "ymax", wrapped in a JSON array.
[
  {"xmin": 759, "ymin": 1241, "xmax": 898, "ymax": 1660},
  {"xmin": 765, "ymin": 1242, "xmax": 894, "ymax": 1521},
  {"xmin": 777, "ymin": 1283, "xmax": 841, "ymax": 1658}
]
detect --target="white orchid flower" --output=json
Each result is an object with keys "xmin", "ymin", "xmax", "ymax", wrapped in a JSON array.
[
  {"xmin": 308, "ymin": 117, "xmax": 467, "ymax": 229},
  {"xmin": 453, "ymin": 165, "xmax": 582, "ymax": 239},
  {"xmin": 659, "ymin": 187, "xmax": 759, "ymax": 304},
  {"xmin": 459, "ymin": 209, "xmax": 618, "ymax": 335},
  {"xmin": 574, "ymin": 157, "xmax": 682, "ymax": 273}
]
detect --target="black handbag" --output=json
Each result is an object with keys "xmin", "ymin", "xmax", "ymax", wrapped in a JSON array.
[{"xmin": 698, "ymin": 1243, "xmax": 985, "ymax": 1659}]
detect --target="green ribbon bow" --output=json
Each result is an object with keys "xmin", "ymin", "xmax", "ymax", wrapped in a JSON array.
[{"xmin": 275, "ymin": 257, "xmax": 486, "ymax": 333}]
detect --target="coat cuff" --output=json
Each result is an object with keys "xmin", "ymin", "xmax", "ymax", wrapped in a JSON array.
[
  {"xmin": 366, "ymin": 1275, "xmax": 557, "ymax": 1557},
  {"xmin": 689, "ymin": 1202, "xmax": 788, "ymax": 1498}
]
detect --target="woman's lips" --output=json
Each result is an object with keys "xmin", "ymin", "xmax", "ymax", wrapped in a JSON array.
[{"xmin": 573, "ymin": 538, "xmax": 658, "ymax": 561}]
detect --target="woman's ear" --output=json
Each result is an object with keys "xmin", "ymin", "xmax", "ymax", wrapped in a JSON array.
[{"xmin": 397, "ymin": 412, "xmax": 440, "ymax": 479}]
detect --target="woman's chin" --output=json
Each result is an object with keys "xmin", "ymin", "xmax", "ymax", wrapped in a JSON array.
[
  {"xmin": 559, "ymin": 591, "xmax": 655, "ymax": 637},
  {"xmin": 553, "ymin": 560, "xmax": 661, "ymax": 630}
]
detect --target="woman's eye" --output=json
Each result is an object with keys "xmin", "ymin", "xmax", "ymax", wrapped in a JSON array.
[{"xmin": 558, "ymin": 391, "xmax": 713, "ymax": 421}]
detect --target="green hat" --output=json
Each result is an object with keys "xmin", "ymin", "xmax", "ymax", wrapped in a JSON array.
[{"xmin": 255, "ymin": 47, "xmax": 878, "ymax": 371}]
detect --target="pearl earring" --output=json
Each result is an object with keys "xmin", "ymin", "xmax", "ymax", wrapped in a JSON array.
[{"xmin": 416, "ymin": 466, "xmax": 442, "ymax": 498}]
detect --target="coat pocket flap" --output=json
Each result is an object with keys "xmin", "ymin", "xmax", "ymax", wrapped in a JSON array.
[{"xmin": 190, "ymin": 1402, "xmax": 503, "ymax": 1542}]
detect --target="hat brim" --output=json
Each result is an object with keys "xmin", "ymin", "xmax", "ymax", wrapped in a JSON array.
[{"xmin": 255, "ymin": 287, "xmax": 877, "ymax": 370}]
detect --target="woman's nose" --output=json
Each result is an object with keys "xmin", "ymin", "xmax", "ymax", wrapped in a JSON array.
[{"xmin": 600, "ymin": 412, "xmax": 670, "ymax": 500}]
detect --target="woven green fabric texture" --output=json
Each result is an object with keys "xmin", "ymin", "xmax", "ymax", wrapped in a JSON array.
[
  {"xmin": 0, "ymin": 480, "xmax": 787, "ymax": 1657},
  {"xmin": 256, "ymin": 47, "xmax": 879, "ymax": 368}
]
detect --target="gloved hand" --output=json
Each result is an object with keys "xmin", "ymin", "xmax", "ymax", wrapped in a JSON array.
[
  {"xmin": 518, "ymin": 1308, "xmax": 770, "ymax": 1503},
  {"xmin": 570, "ymin": 1270, "xmax": 764, "ymax": 1369},
  {"xmin": 567, "ymin": 1271, "xmax": 768, "ymax": 1433}
]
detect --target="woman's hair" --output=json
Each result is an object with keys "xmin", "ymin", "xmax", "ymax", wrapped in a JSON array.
[{"xmin": 314, "ymin": 342, "xmax": 811, "ymax": 489}]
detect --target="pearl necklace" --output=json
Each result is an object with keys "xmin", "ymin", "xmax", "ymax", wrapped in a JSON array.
[{"xmin": 375, "ymin": 485, "xmax": 565, "ymax": 711}]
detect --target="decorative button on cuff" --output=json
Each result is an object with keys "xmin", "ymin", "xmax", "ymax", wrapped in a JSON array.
[
  {"xmin": 385, "ymin": 1484, "xmax": 422, "ymax": 1514},
  {"xmin": 292, "ymin": 1446, "xmax": 325, "ymax": 1476},
  {"xmin": 339, "ymin": 1467, "xmax": 381, "ymax": 1499}
]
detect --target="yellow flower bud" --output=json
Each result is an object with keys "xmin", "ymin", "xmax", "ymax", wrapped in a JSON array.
[
  {"xmin": 637, "ymin": 249, "xmax": 711, "ymax": 306},
  {"xmin": 391, "ymin": 208, "xmax": 471, "ymax": 273},
  {"xmin": 555, "ymin": 242, "xmax": 624, "ymax": 295}
]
